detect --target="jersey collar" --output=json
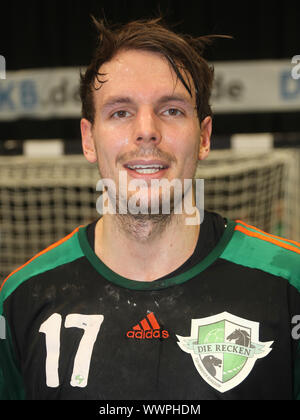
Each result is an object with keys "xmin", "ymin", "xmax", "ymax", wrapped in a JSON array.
[{"xmin": 78, "ymin": 219, "xmax": 236, "ymax": 290}]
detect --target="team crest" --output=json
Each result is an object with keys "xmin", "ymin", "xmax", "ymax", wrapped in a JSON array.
[{"xmin": 177, "ymin": 312, "xmax": 273, "ymax": 393}]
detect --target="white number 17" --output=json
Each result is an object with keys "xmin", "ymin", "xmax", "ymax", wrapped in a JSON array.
[{"xmin": 39, "ymin": 313, "xmax": 104, "ymax": 388}]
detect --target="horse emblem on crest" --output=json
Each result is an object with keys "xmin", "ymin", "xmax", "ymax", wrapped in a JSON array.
[{"xmin": 177, "ymin": 312, "xmax": 273, "ymax": 393}]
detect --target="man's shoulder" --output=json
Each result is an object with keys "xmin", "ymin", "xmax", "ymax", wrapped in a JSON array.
[
  {"xmin": 0, "ymin": 226, "xmax": 84, "ymax": 309},
  {"xmin": 220, "ymin": 219, "xmax": 300, "ymax": 289}
]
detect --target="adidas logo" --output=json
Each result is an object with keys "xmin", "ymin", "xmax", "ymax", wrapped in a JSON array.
[{"xmin": 126, "ymin": 312, "xmax": 169, "ymax": 339}]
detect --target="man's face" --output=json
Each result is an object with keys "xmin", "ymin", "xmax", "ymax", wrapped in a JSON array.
[{"xmin": 81, "ymin": 49, "xmax": 211, "ymax": 213}]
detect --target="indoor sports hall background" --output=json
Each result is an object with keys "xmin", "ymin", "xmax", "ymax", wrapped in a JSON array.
[{"xmin": 0, "ymin": 0, "xmax": 300, "ymax": 279}]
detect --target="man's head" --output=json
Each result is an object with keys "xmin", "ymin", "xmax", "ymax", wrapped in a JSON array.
[
  {"xmin": 80, "ymin": 16, "xmax": 216, "ymax": 127},
  {"xmin": 80, "ymin": 17, "xmax": 219, "ymax": 223}
]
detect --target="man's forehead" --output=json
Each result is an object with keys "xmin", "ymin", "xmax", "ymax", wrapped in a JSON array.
[
  {"xmin": 99, "ymin": 49, "xmax": 172, "ymax": 76},
  {"xmin": 94, "ymin": 49, "xmax": 195, "ymax": 105}
]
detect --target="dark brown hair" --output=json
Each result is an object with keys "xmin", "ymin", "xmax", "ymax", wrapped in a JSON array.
[{"xmin": 80, "ymin": 16, "xmax": 228, "ymax": 125}]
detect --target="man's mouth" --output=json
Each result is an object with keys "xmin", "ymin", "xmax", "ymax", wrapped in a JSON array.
[
  {"xmin": 125, "ymin": 164, "xmax": 167, "ymax": 174},
  {"xmin": 123, "ymin": 160, "xmax": 169, "ymax": 177}
]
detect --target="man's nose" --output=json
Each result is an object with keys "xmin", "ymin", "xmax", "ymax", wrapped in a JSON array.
[{"xmin": 133, "ymin": 108, "xmax": 162, "ymax": 145}]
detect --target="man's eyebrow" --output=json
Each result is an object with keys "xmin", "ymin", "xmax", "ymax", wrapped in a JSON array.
[
  {"xmin": 101, "ymin": 96, "xmax": 134, "ymax": 110},
  {"xmin": 158, "ymin": 94, "xmax": 189, "ymax": 102},
  {"xmin": 156, "ymin": 94, "xmax": 193, "ymax": 106}
]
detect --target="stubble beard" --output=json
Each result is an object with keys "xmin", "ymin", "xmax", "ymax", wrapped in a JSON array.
[{"xmin": 113, "ymin": 189, "xmax": 181, "ymax": 242}]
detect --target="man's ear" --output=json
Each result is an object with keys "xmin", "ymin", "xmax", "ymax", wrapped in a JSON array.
[
  {"xmin": 198, "ymin": 116, "xmax": 212, "ymax": 161},
  {"xmin": 80, "ymin": 118, "xmax": 97, "ymax": 163}
]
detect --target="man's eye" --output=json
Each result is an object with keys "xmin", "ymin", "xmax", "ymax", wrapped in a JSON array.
[
  {"xmin": 111, "ymin": 110, "xmax": 130, "ymax": 118},
  {"xmin": 163, "ymin": 108, "xmax": 183, "ymax": 117}
]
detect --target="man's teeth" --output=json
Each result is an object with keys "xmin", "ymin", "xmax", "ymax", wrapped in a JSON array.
[
  {"xmin": 127, "ymin": 164, "xmax": 166, "ymax": 174},
  {"xmin": 134, "ymin": 168, "xmax": 160, "ymax": 173}
]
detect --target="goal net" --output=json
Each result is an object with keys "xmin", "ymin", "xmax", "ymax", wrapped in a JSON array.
[
  {"xmin": 0, "ymin": 149, "xmax": 299, "ymax": 280},
  {"xmin": 196, "ymin": 149, "xmax": 299, "ymax": 238}
]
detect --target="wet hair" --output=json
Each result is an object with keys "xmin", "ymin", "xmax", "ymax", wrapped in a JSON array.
[{"xmin": 80, "ymin": 16, "xmax": 229, "ymax": 125}]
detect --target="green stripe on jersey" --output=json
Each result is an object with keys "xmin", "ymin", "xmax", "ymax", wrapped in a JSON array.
[
  {"xmin": 220, "ymin": 228, "xmax": 300, "ymax": 290},
  {"xmin": 236, "ymin": 222, "xmax": 300, "ymax": 252},
  {"xmin": 0, "ymin": 228, "xmax": 84, "ymax": 313}
]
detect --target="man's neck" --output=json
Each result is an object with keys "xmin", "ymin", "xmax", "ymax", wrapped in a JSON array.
[{"xmin": 94, "ymin": 211, "xmax": 200, "ymax": 282}]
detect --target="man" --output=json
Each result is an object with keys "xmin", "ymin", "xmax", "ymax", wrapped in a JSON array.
[{"xmin": 0, "ymin": 17, "xmax": 300, "ymax": 400}]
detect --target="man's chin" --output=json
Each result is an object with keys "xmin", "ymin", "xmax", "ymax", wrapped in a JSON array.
[{"xmin": 114, "ymin": 206, "xmax": 174, "ymax": 241}]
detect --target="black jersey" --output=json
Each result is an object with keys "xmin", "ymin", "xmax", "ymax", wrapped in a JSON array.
[{"xmin": 1, "ymin": 211, "xmax": 300, "ymax": 400}]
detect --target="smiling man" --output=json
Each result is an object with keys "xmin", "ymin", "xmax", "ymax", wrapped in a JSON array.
[
  {"xmin": 0, "ymin": 17, "xmax": 300, "ymax": 400},
  {"xmin": 81, "ymin": 45, "xmax": 211, "ymax": 280}
]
